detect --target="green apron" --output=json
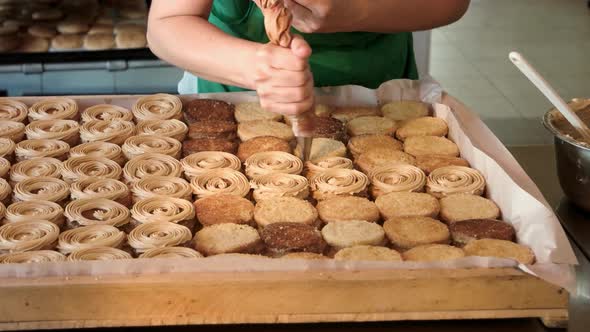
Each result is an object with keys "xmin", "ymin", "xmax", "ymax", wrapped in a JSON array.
[{"xmin": 197, "ymin": 0, "xmax": 418, "ymax": 93}]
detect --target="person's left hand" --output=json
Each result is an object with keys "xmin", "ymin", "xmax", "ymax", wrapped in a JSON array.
[{"xmin": 283, "ymin": 0, "xmax": 365, "ymax": 33}]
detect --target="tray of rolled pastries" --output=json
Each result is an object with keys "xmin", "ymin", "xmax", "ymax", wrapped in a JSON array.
[{"xmin": 0, "ymin": 79, "xmax": 575, "ymax": 329}]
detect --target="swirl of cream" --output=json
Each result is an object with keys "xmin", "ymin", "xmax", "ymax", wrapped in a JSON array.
[
  {"xmin": 67, "ymin": 247, "xmax": 132, "ymax": 261},
  {"xmin": 0, "ymin": 178, "xmax": 9, "ymax": 204},
  {"xmin": 28, "ymin": 98, "xmax": 78, "ymax": 122},
  {"xmin": 5, "ymin": 200, "xmax": 65, "ymax": 228},
  {"xmin": 191, "ymin": 169, "xmax": 250, "ymax": 199},
  {"xmin": 131, "ymin": 197, "xmax": 195, "ymax": 225},
  {"xmin": 0, "ymin": 202, "xmax": 4, "ymax": 220},
  {"xmin": 122, "ymin": 135, "xmax": 182, "ymax": 160},
  {"xmin": 15, "ymin": 139, "xmax": 70, "ymax": 161},
  {"xmin": 310, "ymin": 169, "xmax": 369, "ymax": 201},
  {"xmin": 81, "ymin": 104, "xmax": 133, "ymax": 123},
  {"xmin": 250, "ymin": 173, "xmax": 309, "ymax": 202},
  {"xmin": 131, "ymin": 176, "xmax": 192, "ymax": 202},
  {"xmin": 80, "ymin": 120, "xmax": 136, "ymax": 145},
  {"xmin": 64, "ymin": 198, "xmax": 130, "ymax": 228},
  {"xmin": 57, "ymin": 225, "xmax": 126, "ymax": 255},
  {"xmin": 0, "ymin": 138, "xmax": 15, "ymax": 159},
  {"xmin": 123, "ymin": 153, "xmax": 183, "ymax": 184},
  {"xmin": 0, "ymin": 120, "xmax": 26, "ymax": 142},
  {"xmin": 0, "ymin": 157, "xmax": 9, "ymax": 179},
  {"xmin": 25, "ymin": 119, "xmax": 79, "ymax": 146},
  {"xmin": 139, "ymin": 247, "xmax": 203, "ymax": 259},
  {"xmin": 70, "ymin": 178, "xmax": 130, "ymax": 203},
  {"xmin": 0, "ymin": 98, "xmax": 28, "ymax": 122},
  {"xmin": 305, "ymin": 157, "xmax": 353, "ymax": 180},
  {"xmin": 13, "ymin": 177, "xmax": 69, "ymax": 204},
  {"xmin": 135, "ymin": 119, "xmax": 188, "ymax": 141},
  {"xmin": 0, "ymin": 220, "xmax": 59, "ymax": 253},
  {"xmin": 10, "ymin": 157, "xmax": 62, "ymax": 184},
  {"xmin": 245, "ymin": 151, "xmax": 303, "ymax": 179},
  {"xmin": 127, "ymin": 221, "xmax": 192, "ymax": 254},
  {"xmin": 426, "ymin": 166, "xmax": 486, "ymax": 198},
  {"xmin": 0, "ymin": 250, "xmax": 66, "ymax": 264},
  {"xmin": 132, "ymin": 94, "xmax": 183, "ymax": 122},
  {"xmin": 369, "ymin": 164, "xmax": 427, "ymax": 198},
  {"xmin": 62, "ymin": 156, "xmax": 122, "ymax": 184},
  {"xmin": 181, "ymin": 151, "xmax": 242, "ymax": 180},
  {"xmin": 69, "ymin": 142, "xmax": 125, "ymax": 166}
]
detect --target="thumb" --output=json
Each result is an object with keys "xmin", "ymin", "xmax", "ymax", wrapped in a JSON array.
[{"xmin": 290, "ymin": 34, "xmax": 312, "ymax": 59}]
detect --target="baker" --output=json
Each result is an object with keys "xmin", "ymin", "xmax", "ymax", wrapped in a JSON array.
[{"xmin": 147, "ymin": 0, "xmax": 470, "ymax": 116}]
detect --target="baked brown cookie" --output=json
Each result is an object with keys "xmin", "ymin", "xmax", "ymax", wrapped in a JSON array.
[
  {"xmin": 195, "ymin": 194, "xmax": 255, "ymax": 227},
  {"xmin": 185, "ymin": 99, "xmax": 235, "ymax": 123},
  {"xmin": 237, "ymin": 136, "xmax": 292, "ymax": 162},
  {"xmin": 0, "ymin": 35, "xmax": 19, "ymax": 52},
  {"xmin": 347, "ymin": 134, "xmax": 403, "ymax": 159},
  {"xmin": 415, "ymin": 155, "xmax": 470, "ymax": 174},
  {"xmin": 355, "ymin": 148, "xmax": 416, "ymax": 174},
  {"xmin": 449, "ymin": 219, "xmax": 516, "ymax": 246},
  {"xmin": 316, "ymin": 196, "xmax": 380, "ymax": 224},
  {"xmin": 182, "ymin": 138, "xmax": 238, "ymax": 156},
  {"xmin": 311, "ymin": 117, "xmax": 346, "ymax": 141},
  {"xmin": 28, "ymin": 24, "xmax": 57, "ymax": 38},
  {"xmin": 261, "ymin": 222, "xmax": 326, "ymax": 257},
  {"xmin": 375, "ymin": 192, "xmax": 440, "ymax": 220},
  {"xmin": 346, "ymin": 116, "xmax": 397, "ymax": 137},
  {"xmin": 51, "ymin": 34, "xmax": 83, "ymax": 50},
  {"xmin": 16, "ymin": 36, "xmax": 49, "ymax": 52},
  {"xmin": 383, "ymin": 216, "xmax": 450, "ymax": 250},
  {"xmin": 404, "ymin": 136, "xmax": 460, "ymax": 157},
  {"xmin": 83, "ymin": 33, "xmax": 114, "ymax": 50},
  {"xmin": 188, "ymin": 120, "xmax": 237, "ymax": 140},
  {"xmin": 115, "ymin": 30, "xmax": 147, "ymax": 49},
  {"xmin": 238, "ymin": 120, "xmax": 294, "ymax": 142},
  {"xmin": 396, "ymin": 117, "xmax": 449, "ymax": 141},
  {"xmin": 88, "ymin": 24, "xmax": 113, "ymax": 35},
  {"xmin": 57, "ymin": 21, "xmax": 89, "ymax": 34}
]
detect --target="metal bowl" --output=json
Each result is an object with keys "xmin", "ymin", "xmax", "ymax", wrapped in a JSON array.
[{"xmin": 543, "ymin": 98, "xmax": 590, "ymax": 211}]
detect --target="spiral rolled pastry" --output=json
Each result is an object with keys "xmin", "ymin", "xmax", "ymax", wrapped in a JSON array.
[
  {"xmin": 123, "ymin": 153, "xmax": 183, "ymax": 184},
  {"xmin": 61, "ymin": 156, "xmax": 122, "ymax": 184},
  {"xmin": 127, "ymin": 221, "xmax": 192, "ymax": 254},
  {"xmin": 131, "ymin": 176, "xmax": 192, "ymax": 203},
  {"xmin": 244, "ymin": 151, "xmax": 303, "ymax": 179},
  {"xmin": 0, "ymin": 250, "xmax": 66, "ymax": 264},
  {"xmin": 10, "ymin": 157, "xmax": 63, "ymax": 184},
  {"xmin": 251, "ymin": 173, "xmax": 309, "ymax": 202},
  {"xmin": 0, "ymin": 202, "xmax": 4, "ymax": 220},
  {"xmin": 5, "ymin": 200, "xmax": 65, "ymax": 228},
  {"xmin": 25, "ymin": 120, "xmax": 80, "ymax": 146},
  {"xmin": 305, "ymin": 157, "xmax": 354, "ymax": 180},
  {"xmin": 426, "ymin": 166, "xmax": 486, "ymax": 198},
  {"xmin": 0, "ymin": 138, "xmax": 15, "ymax": 159},
  {"xmin": 64, "ymin": 198, "xmax": 130, "ymax": 229},
  {"xmin": 0, "ymin": 178, "xmax": 9, "ymax": 205},
  {"xmin": 135, "ymin": 119, "xmax": 188, "ymax": 141},
  {"xmin": 28, "ymin": 98, "xmax": 79, "ymax": 122},
  {"xmin": 0, "ymin": 220, "xmax": 60, "ymax": 253},
  {"xmin": 131, "ymin": 197, "xmax": 195, "ymax": 229},
  {"xmin": 122, "ymin": 135, "xmax": 182, "ymax": 160},
  {"xmin": 80, "ymin": 120, "xmax": 136, "ymax": 146},
  {"xmin": 132, "ymin": 94, "xmax": 183, "ymax": 122},
  {"xmin": 369, "ymin": 164, "xmax": 427, "ymax": 198},
  {"xmin": 13, "ymin": 177, "xmax": 69, "ymax": 204},
  {"xmin": 15, "ymin": 139, "xmax": 70, "ymax": 162},
  {"xmin": 70, "ymin": 178, "xmax": 131, "ymax": 207},
  {"xmin": 0, "ymin": 157, "xmax": 9, "ymax": 180},
  {"xmin": 81, "ymin": 104, "xmax": 133, "ymax": 123},
  {"xmin": 0, "ymin": 120, "xmax": 26, "ymax": 142},
  {"xmin": 0, "ymin": 98, "xmax": 28, "ymax": 122},
  {"xmin": 67, "ymin": 247, "xmax": 132, "ymax": 261},
  {"xmin": 57, "ymin": 225, "xmax": 126, "ymax": 255},
  {"xmin": 181, "ymin": 151, "xmax": 242, "ymax": 180},
  {"xmin": 139, "ymin": 247, "xmax": 203, "ymax": 259},
  {"xmin": 69, "ymin": 142, "xmax": 125, "ymax": 166},
  {"xmin": 191, "ymin": 169, "xmax": 250, "ymax": 199},
  {"xmin": 310, "ymin": 169, "xmax": 370, "ymax": 201}
]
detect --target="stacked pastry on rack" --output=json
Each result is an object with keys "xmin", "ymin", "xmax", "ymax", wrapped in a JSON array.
[{"xmin": 0, "ymin": 95, "xmax": 534, "ymax": 265}]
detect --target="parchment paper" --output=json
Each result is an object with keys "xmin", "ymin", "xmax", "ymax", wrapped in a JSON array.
[{"xmin": 2, "ymin": 78, "xmax": 577, "ymax": 292}]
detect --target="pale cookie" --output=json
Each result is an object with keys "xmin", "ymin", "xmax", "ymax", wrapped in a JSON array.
[
  {"xmin": 115, "ymin": 30, "xmax": 147, "ymax": 49},
  {"xmin": 416, "ymin": 155, "xmax": 470, "ymax": 174},
  {"xmin": 16, "ymin": 36, "xmax": 49, "ymax": 52},
  {"xmin": 396, "ymin": 117, "xmax": 449, "ymax": 141},
  {"xmin": 194, "ymin": 194, "xmax": 255, "ymax": 227},
  {"xmin": 381, "ymin": 101, "xmax": 430, "ymax": 122},
  {"xmin": 293, "ymin": 137, "xmax": 346, "ymax": 162},
  {"xmin": 334, "ymin": 245, "xmax": 403, "ymax": 262},
  {"xmin": 235, "ymin": 102, "xmax": 283, "ymax": 123},
  {"xmin": 83, "ymin": 33, "xmax": 114, "ymax": 50},
  {"xmin": 346, "ymin": 116, "xmax": 397, "ymax": 137},
  {"xmin": 88, "ymin": 24, "xmax": 113, "ymax": 35},
  {"xmin": 51, "ymin": 34, "xmax": 83, "ymax": 50},
  {"xmin": 383, "ymin": 216, "xmax": 450, "ymax": 250},
  {"xmin": 463, "ymin": 239, "xmax": 535, "ymax": 264},
  {"xmin": 321, "ymin": 220, "xmax": 386, "ymax": 250},
  {"xmin": 237, "ymin": 136, "xmax": 292, "ymax": 162},
  {"xmin": 403, "ymin": 244, "xmax": 465, "ymax": 262},
  {"xmin": 32, "ymin": 9, "xmax": 62, "ymax": 21},
  {"xmin": 282, "ymin": 252, "xmax": 329, "ymax": 260},
  {"xmin": 375, "ymin": 192, "xmax": 440, "ymax": 220},
  {"xmin": 439, "ymin": 194, "xmax": 500, "ymax": 224},
  {"xmin": 28, "ymin": 24, "xmax": 57, "ymax": 38},
  {"xmin": 194, "ymin": 223, "xmax": 263, "ymax": 256},
  {"xmin": 316, "ymin": 196, "xmax": 380, "ymax": 224},
  {"xmin": 331, "ymin": 106, "xmax": 381, "ymax": 123},
  {"xmin": 347, "ymin": 134, "xmax": 403, "ymax": 159},
  {"xmin": 355, "ymin": 148, "xmax": 416, "ymax": 174},
  {"xmin": 237, "ymin": 120, "xmax": 294, "ymax": 142},
  {"xmin": 254, "ymin": 197, "xmax": 318, "ymax": 228},
  {"xmin": 404, "ymin": 136, "xmax": 460, "ymax": 157},
  {"xmin": 57, "ymin": 21, "xmax": 89, "ymax": 34}
]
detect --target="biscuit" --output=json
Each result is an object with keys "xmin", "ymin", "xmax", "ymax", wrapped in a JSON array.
[
  {"xmin": 32, "ymin": 9, "xmax": 62, "ymax": 21},
  {"xmin": 88, "ymin": 24, "xmax": 113, "ymax": 35},
  {"xmin": 331, "ymin": 106, "xmax": 381, "ymax": 123},
  {"xmin": 463, "ymin": 239, "xmax": 535, "ymax": 264},
  {"xmin": 237, "ymin": 136, "xmax": 292, "ymax": 162},
  {"xmin": 416, "ymin": 155, "xmax": 470, "ymax": 174},
  {"xmin": 0, "ymin": 35, "xmax": 19, "ymax": 52},
  {"xmin": 16, "ymin": 36, "xmax": 49, "ymax": 52},
  {"xmin": 382, "ymin": 101, "xmax": 430, "ymax": 122},
  {"xmin": 194, "ymin": 223, "xmax": 263, "ymax": 256},
  {"xmin": 83, "ymin": 33, "xmax": 114, "ymax": 50},
  {"xmin": 57, "ymin": 21, "xmax": 89, "ymax": 34},
  {"xmin": 253, "ymin": 197, "xmax": 318, "ymax": 228},
  {"xmin": 260, "ymin": 222, "xmax": 326, "ymax": 257},
  {"xmin": 450, "ymin": 219, "xmax": 516, "ymax": 246},
  {"xmin": 195, "ymin": 194, "xmax": 255, "ymax": 227},
  {"xmin": 403, "ymin": 244, "xmax": 465, "ymax": 262},
  {"xmin": 115, "ymin": 30, "xmax": 146, "ymax": 49},
  {"xmin": 375, "ymin": 192, "xmax": 440, "ymax": 220},
  {"xmin": 28, "ymin": 24, "xmax": 57, "ymax": 38},
  {"xmin": 404, "ymin": 136, "xmax": 459, "ymax": 157},
  {"xmin": 355, "ymin": 148, "xmax": 416, "ymax": 174},
  {"xmin": 347, "ymin": 134, "xmax": 403, "ymax": 159},
  {"xmin": 439, "ymin": 194, "xmax": 500, "ymax": 224},
  {"xmin": 346, "ymin": 116, "xmax": 397, "ymax": 137},
  {"xmin": 188, "ymin": 120, "xmax": 237, "ymax": 140},
  {"xmin": 321, "ymin": 220, "xmax": 386, "ymax": 250},
  {"xmin": 293, "ymin": 137, "xmax": 346, "ymax": 162},
  {"xmin": 120, "ymin": 8, "xmax": 147, "ymax": 20},
  {"xmin": 182, "ymin": 138, "xmax": 238, "ymax": 156},
  {"xmin": 316, "ymin": 196, "xmax": 380, "ymax": 224},
  {"xmin": 396, "ymin": 117, "xmax": 449, "ymax": 141},
  {"xmin": 234, "ymin": 102, "xmax": 282, "ymax": 123},
  {"xmin": 334, "ymin": 245, "xmax": 402, "ymax": 262},
  {"xmin": 51, "ymin": 34, "xmax": 83, "ymax": 50},
  {"xmin": 185, "ymin": 99, "xmax": 235, "ymax": 123},
  {"xmin": 281, "ymin": 252, "xmax": 329, "ymax": 260},
  {"xmin": 238, "ymin": 120, "xmax": 294, "ymax": 142},
  {"xmin": 310, "ymin": 117, "xmax": 346, "ymax": 141},
  {"xmin": 383, "ymin": 216, "xmax": 450, "ymax": 250},
  {"xmin": 114, "ymin": 23, "xmax": 145, "ymax": 35}
]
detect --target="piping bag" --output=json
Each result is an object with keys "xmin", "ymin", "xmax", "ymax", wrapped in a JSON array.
[{"xmin": 260, "ymin": 0, "xmax": 315, "ymax": 161}]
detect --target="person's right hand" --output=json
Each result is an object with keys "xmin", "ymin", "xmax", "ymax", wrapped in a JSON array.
[{"xmin": 253, "ymin": 34, "xmax": 314, "ymax": 116}]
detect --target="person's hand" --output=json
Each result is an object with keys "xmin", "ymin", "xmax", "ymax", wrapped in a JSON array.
[
  {"xmin": 283, "ymin": 0, "xmax": 366, "ymax": 33},
  {"xmin": 253, "ymin": 34, "xmax": 314, "ymax": 116}
]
